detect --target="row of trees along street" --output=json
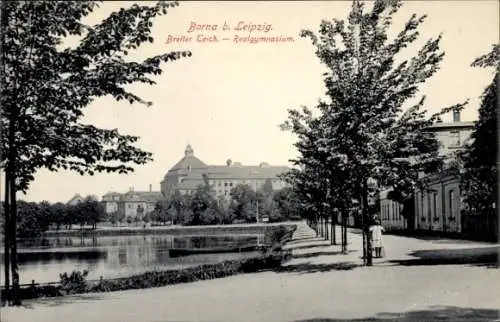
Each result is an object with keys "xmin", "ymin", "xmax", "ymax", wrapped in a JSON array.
[
  {"xmin": 148, "ymin": 177, "xmax": 301, "ymax": 226},
  {"xmin": 280, "ymin": 0, "xmax": 485, "ymax": 266},
  {"xmin": 1, "ymin": 1, "xmax": 191, "ymax": 305}
]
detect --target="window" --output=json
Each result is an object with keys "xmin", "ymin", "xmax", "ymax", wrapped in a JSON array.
[
  {"xmin": 224, "ymin": 182, "xmax": 228, "ymax": 187},
  {"xmin": 449, "ymin": 131, "xmax": 460, "ymax": 147}
]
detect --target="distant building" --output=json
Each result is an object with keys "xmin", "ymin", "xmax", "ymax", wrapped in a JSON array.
[
  {"xmin": 160, "ymin": 145, "xmax": 289, "ymax": 198},
  {"xmin": 101, "ymin": 192, "xmax": 121, "ymax": 214},
  {"xmin": 67, "ymin": 194, "xmax": 84, "ymax": 206},
  {"xmin": 380, "ymin": 110, "xmax": 475, "ymax": 232},
  {"xmin": 101, "ymin": 185, "xmax": 162, "ymax": 219}
]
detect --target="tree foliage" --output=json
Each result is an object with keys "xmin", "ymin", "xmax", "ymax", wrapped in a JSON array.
[
  {"xmin": 281, "ymin": 0, "xmax": 466, "ymax": 262},
  {"xmin": 0, "ymin": 198, "xmax": 107, "ymax": 237},
  {"xmin": 1, "ymin": 0, "xmax": 191, "ymax": 192},
  {"xmin": 229, "ymin": 184, "xmax": 258, "ymax": 223},
  {"xmin": 460, "ymin": 44, "xmax": 498, "ymax": 215}
]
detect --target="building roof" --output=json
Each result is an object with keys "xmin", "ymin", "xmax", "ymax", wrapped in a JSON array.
[
  {"xmin": 164, "ymin": 145, "xmax": 289, "ymax": 178},
  {"xmin": 66, "ymin": 194, "xmax": 83, "ymax": 205},
  {"xmin": 206, "ymin": 165, "xmax": 289, "ymax": 180},
  {"xmin": 168, "ymin": 145, "xmax": 208, "ymax": 173},
  {"xmin": 120, "ymin": 191, "xmax": 162, "ymax": 202},
  {"xmin": 425, "ymin": 121, "xmax": 475, "ymax": 131},
  {"xmin": 102, "ymin": 191, "xmax": 121, "ymax": 197},
  {"xmin": 170, "ymin": 156, "xmax": 208, "ymax": 172}
]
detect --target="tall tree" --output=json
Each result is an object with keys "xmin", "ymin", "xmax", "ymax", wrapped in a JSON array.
[
  {"xmin": 1, "ymin": 1, "xmax": 190, "ymax": 304},
  {"xmin": 283, "ymin": 0, "xmax": 464, "ymax": 265},
  {"xmin": 190, "ymin": 182, "xmax": 220, "ymax": 225},
  {"xmin": 273, "ymin": 187, "xmax": 302, "ymax": 221},
  {"xmin": 460, "ymin": 44, "xmax": 498, "ymax": 239},
  {"xmin": 229, "ymin": 184, "xmax": 258, "ymax": 223}
]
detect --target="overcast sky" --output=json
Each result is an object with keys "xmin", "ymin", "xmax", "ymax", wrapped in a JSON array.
[{"xmin": 15, "ymin": 1, "xmax": 499, "ymax": 203}]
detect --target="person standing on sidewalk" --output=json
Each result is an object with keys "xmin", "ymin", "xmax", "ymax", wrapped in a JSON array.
[{"xmin": 369, "ymin": 219, "xmax": 385, "ymax": 258}]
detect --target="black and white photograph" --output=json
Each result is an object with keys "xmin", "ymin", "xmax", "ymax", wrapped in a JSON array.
[{"xmin": 0, "ymin": 1, "xmax": 499, "ymax": 321}]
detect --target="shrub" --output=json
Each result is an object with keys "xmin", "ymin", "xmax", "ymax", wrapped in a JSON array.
[
  {"xmin": 264, "ymin": 225, "xmax": 296, "ymax": 252},
  {"xmin": 59, "ymin": 270, "xmax": 89, "ymax": 294}
]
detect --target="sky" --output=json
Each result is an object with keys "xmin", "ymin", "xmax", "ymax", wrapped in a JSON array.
[{"xmin": 13, "ymin": 0, "xmax": 499, "ymax": 203}]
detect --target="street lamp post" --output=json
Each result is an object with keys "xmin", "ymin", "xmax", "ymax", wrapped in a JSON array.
[{"xmin": 256, "ymin": 200, "xmax": 259, "ymax": 223}]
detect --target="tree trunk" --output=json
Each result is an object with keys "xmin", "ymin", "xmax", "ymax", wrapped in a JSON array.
[
  {"xmin": 3, "ymin": 171, "xmax": 11, "ymax": 303},
  {"xmin": 9, "ymin": 174, "xmax": 20, "ymax": 305},
  {"xmin": 331, "ymin": 211, "xmax": 336, "ymax": 245},
  {"xmin": 7, "ymin": 109, "xmax": 21, "ymax": 305},
  {"xmin": 314, "ymin": 213, "xmax": 318, "ymax": 235},
  {"xmin": 343, "ymin": 216, "xmax": 348, "ymax": 252},
  {"xmin": 320, "ymin": 215, "xmax": 324, "ymax": 237},
  {"xmin": 0, "ymin": 0, "xmax": 10, "ymax": 303},
  {"xmin": 324, "ymin": 212, "xmax": 329, "ymax": 241},
  {"xmin": 362, "ymin": 178, "xmax": 373, "ymax": 266},
  {"xmin": 340, "ymin": 212, "xmax": 344, "ymax": 250},
  {"xmin": 341, "ymin": 207, "xmax": 348, "ymax": 254}
]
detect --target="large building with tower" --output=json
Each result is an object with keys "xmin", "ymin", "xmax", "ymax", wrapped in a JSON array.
[
  {"xmin": 160, "ymin": 145, "xmax": 289, "ymax": 198},
  {"xmin": 101, "ymin": 145, "xmax": 290, "ymax": 219}
]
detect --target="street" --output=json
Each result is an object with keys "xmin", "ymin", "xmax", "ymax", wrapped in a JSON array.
[{"xmin": 2, "ymin": 222, "xmax": 499, "ymax": 322}]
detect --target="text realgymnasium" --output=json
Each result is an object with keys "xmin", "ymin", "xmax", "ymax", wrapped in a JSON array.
[{"xmin": 233, "ymin": 34, "xmax": 295, "ymax": 44}]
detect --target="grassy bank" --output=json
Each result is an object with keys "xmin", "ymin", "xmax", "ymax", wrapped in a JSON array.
[{"xmin": 1, "ymin": 225, "xmax": 297, "ymax": 303}]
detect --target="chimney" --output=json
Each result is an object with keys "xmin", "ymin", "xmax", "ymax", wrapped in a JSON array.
[
  {"xmin": 149, "ymin": 184, "xmax": 152, "ymax": 192},
  {"xmin": 129, "ymin": 186, "xmax": 134, "ymax": 192},
  {"xmin": 453, "ymin": 110, "xmax": 461, "ymax": 123}
]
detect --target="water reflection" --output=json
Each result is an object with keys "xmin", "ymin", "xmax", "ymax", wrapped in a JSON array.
[{"xmin": 0, "ymin": 234, "xmax": 261, "ymax": 284}]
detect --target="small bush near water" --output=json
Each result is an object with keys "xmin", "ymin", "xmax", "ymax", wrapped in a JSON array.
[
  {"xmin": 264, "ymin": 225, "xmax": 297, "ymax": 252},
  {"xmin": 59, "ymin": 270, "xmax": 89, "ymax": 295},
  {"xmin": 1, "ymin": 225, "xmax": 297, "ymax": 302}
]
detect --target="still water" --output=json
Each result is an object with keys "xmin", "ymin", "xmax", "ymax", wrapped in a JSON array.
[{"xmin": 0, "ymin": 234, "xmax": 263, "ymax": 284}]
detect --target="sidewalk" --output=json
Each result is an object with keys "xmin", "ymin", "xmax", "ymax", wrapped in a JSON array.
[
  {"xmin": 2, "ymin": 222, "xmax": 499, "ymax": 322},
  {"xmin": 284, "ymin": 222, "xmax": 499, "ymax": 269}
]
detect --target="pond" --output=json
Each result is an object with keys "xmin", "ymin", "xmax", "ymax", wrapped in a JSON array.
[{"xmin": 0, "ymin": 234, "xmax": 264, "ymax": 285}]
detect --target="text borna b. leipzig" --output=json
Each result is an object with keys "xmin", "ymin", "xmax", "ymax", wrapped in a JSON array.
[{"xmin": 165, "ymin": 21, "xmax": 295, "ymax": 44}]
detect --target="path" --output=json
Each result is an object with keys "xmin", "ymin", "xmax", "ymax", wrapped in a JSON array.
[{"xmin": 2, "ymin": 222, "xmax": 499, "ymax": 322}]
